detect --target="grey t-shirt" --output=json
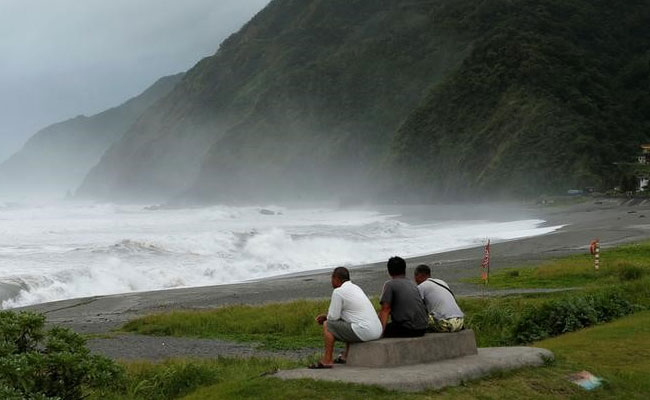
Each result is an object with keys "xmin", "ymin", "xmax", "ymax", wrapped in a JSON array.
[
  {"xmin": 380, "ymin": 277, "xmax": 428, "ymax": 330},
  {"xmin": 418, "ymin": 278, "xmax": 464, "ymax": 320}
]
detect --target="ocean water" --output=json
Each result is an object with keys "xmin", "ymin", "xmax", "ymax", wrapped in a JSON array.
[{"xmin": 0, "ymin": 202, "xmax": 562, "ymax": 308}]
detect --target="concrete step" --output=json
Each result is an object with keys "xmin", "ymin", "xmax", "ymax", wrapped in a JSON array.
[
  {"xmin": 346, "ymin": 329, "xmax": 478, "ymax": 367},
  {"xmin": 276, "ymin": 346, "xmax": 554, "ymax": 392}
]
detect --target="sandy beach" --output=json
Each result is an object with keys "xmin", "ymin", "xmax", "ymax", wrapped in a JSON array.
[{"xmin": 18, "ymin": 198, "xmax": 650, "ymax": 359}]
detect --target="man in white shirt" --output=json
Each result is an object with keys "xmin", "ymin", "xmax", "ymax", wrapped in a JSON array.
[
  {"xmin": 414, "ymin": 264, "xmax": 465, "ymax": 333},
  {"xmin": 310, "ymin": 267, "xmax": 382, "ymax": 369}
]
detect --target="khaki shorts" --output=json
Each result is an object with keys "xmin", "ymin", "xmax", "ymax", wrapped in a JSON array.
[
  {"xmin": 327, "ymin": 319, "xmax": 362, "ymax": 343},
  {"xmin": 428, "ymin": 315, "xmax": 464, "ymax": 333}
]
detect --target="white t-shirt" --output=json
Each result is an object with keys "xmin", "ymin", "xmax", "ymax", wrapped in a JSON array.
[
  {"xmin": 327, "ymin": 281, "xmax": 382, "ymax": 341},
  {"xmin": 417, "ymin": 278, "xmax": 464, "ymax": 320}
]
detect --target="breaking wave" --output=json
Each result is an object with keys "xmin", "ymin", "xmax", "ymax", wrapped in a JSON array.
[{"xmin": 0, "ymin": 203, "xmax": 562, "ymax": 308}]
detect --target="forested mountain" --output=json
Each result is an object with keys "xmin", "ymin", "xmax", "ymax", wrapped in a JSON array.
[
  {"xmin": 77, "ymin": 0, "xmax": 474, "ymax": 202},
  {"xmin": 389, "ymin": 0, "xmax": 650, "ymax": 199},
  {"xmin": 0, "ymin": 74, "xmax": 183, "ymax": 197},
  {"xmin": 78, "ymin": 0, "xmax": 650, "ymax": 202}
]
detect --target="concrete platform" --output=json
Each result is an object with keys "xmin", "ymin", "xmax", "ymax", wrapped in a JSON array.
[
  {"xmin": 275, "ymin": 346, "xmax": 554, "ymax": 392},
  {"xmin": 347, "ymin": 330, "xmax": 477, "ymax": 367}
]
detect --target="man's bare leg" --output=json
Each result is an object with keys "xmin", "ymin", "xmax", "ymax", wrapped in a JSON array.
[
  {"xmin": 321, "ymin": 321, "xmax": 335, "ymax": 365},
  {"xmin": 342, "ymin": 343, "xmax": 350, "ymax": 361}
]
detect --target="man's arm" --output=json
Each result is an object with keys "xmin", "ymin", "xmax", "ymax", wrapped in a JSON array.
[
  {"xmin": 327, "ymin": 291, "xmax": 343, "ymax": 321},
  {"xmin": 378, "ymin": 303, "xmax": 391, "ymax": 331}
]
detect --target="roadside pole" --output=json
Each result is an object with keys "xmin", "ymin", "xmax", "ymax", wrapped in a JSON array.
[{"xmin": 590, "ymin": 239, "xmax": 600, "ymax": 272}]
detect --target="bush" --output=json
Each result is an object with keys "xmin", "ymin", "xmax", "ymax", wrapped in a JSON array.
[
  {"xmin": 463, "ymin": 302, "xmax": 517, "ymax": 346},
  {"xmin": 0, "ymin": 311, "xmax": 125, "ymax": 400},
  {"xmin": 512, "ymin": 291, "xmax": 634, "ymax": 344}
]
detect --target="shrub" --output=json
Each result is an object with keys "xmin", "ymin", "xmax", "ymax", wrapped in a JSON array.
[
  {"xmin": 511, "ymin": 291, "xmax": 634, "ymax": 344},
  {"xmin": 464, "ymin": 302, "xmax": 517, "ymax": 346},
  {"xmin": 0, "ymin": 311, "xmax": 125, "ymax": 400}
]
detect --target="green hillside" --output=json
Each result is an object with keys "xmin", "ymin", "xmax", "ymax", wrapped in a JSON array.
[
  {"xmin": 77, "ymin": 0, "xmax": 474, "ymax": 201},
  {"xmin": 78, "ymin": 0, "xmax": 650, "ymax": 202},
  {"xmin": 390, "ymin": 0, "xmax": 650, "ymax": 199}
]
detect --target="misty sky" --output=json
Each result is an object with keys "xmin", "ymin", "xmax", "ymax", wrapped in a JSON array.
[{"xmin": 0, "ymin": 0, "xmax": 269, "ymax": 162}]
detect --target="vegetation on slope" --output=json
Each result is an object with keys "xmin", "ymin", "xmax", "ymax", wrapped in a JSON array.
[
  {"xmin": 76, "ymin": 0, "xmax": 472, "ymax": 201},
  {"xmin": 391, "ymin": 0, "xmax": 650, "ymax": 199},
  {"xmin": 78, "ymin": 0, "xmax": 650, "ymax": 202}
]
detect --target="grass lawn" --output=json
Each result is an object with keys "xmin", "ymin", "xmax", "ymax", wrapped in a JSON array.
[{"xmin": 467, "ymin": 241, "xmax": 650, "ymax": 289}]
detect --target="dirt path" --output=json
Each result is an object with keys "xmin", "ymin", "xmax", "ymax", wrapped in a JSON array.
[{"xmin": 87, "ymin": 334, "xmax": 316, "ymax": 361}]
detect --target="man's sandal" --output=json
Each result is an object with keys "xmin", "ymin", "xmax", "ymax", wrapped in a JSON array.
[
  {"xmin": 334, "ymin": 355, "xmax": 347, "ymax": 364},
  {"xmin": 308, "ymin": 361, "xmax": 333, "ymax": 369}
]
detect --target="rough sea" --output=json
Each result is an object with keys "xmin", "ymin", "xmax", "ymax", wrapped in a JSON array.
[{"xmin": 0, "ymin": 201, "xmax": 562, "ymax": 308}]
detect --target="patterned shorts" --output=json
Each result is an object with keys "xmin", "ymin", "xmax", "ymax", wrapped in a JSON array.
[{"xmin": 428, "ymin": 315, "xmax": 464, "ymax": 333}]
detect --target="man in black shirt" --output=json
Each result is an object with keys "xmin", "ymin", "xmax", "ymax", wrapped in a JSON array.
[{"xmin": 378, "ymin": 256, "xmax": 429, "ymax": 337}]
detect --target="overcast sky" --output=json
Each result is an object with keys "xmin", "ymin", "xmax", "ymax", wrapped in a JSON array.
[{"xmin": 0, "ymin": 0, "xmax": 269, "ymax": 162}]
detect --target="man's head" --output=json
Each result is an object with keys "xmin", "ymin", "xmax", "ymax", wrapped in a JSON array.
[
  {"xmin": 387, "ymin": 256, "xmax": 407, "ymax": 277},
  {"xmin": 331, "ymin": 266, "xmax": 350, "ymax": 288},
  {"xmin": 414, "ymin": 264, "xmax": 431, "ymax": 284}
]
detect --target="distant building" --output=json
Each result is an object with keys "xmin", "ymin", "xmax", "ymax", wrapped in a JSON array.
[{"xmin": 638, "ymin": 144, "xmax": 650, "ymax": 190}]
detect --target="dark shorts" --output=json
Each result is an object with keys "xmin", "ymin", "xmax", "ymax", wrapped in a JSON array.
[
  {"xmin": 383, "ymin": 322, "xmax": 426, "ymax": 338},
  {"xmin": 326, "ymin": 320, "xmax": 362, "ymax": 343}
]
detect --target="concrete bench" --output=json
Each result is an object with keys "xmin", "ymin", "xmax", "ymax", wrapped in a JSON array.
[{"xmin": 346, "ymin": 329, "xmax": 477, "ymax": 367}]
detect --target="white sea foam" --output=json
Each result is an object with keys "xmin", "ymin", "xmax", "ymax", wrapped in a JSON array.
[{"xmin": 0, "ymin": 202, "xmax": 563, "ymax": 308}]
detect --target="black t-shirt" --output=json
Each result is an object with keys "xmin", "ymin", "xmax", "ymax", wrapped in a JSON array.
[{"xmin": 380, "ymin": 277, "xmax": 428, "ymax": 330}]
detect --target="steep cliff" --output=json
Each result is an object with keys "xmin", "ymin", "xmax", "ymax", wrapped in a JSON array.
[{"xmin": 77, "ymin": 0, "xmax": 473, "ymax": 201}]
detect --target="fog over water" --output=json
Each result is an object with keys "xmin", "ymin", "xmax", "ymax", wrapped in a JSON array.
[
  {"xmin": 0, "ymin": 202, "xmax": 563, "ymax": 308},
  {"xmin": 0, "ymin": 0, "xmax": 270, "ymax": 162}
]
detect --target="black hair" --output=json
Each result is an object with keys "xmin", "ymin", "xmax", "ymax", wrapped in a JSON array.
[
  {"xmin": 414, "ymin": 264, "xmax": 431, "ymax": 276},
  {"xmin": 387, "ymin": 256, "xmax": 406, "ymax": 276},
  {"xmin": 332, "ymin": 266, "xmax": 350, "ymax": 282}
]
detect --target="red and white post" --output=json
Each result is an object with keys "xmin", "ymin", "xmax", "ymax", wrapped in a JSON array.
[{"xmin": 590, "ymin": 239, "xmax": 600, "ymax": 271}]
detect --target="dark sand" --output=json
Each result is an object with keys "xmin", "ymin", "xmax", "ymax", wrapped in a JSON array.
[{"xmin": 20, "ymin": 198, "xmax": 650, "ymax": 360}]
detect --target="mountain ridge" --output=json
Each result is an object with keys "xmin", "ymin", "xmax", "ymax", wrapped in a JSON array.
[{"xmin": 0, "ymin": 73, "xmax": 183, "ymax": 197}]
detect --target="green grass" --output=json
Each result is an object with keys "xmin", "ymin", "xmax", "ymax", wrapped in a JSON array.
[
  {"xmin": 122, "ymin": 299, "xmax": 332, "ymax": 350},
  {"xmin": 100, "ymin": 311, "xmax": 650, "ymax": 399},
  {"xmin": 465, "ymin": 241, "xmax": 650, "ymax": 289},
  {"xmin": 123, "ymin": 285, "xmax": 647, "ymax": 349},
  {"xmin": 121, "ymin": 294, "xmax": 550, "ymax": 349}
]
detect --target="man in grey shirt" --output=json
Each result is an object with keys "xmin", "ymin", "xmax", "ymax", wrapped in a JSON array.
[
  {"xmin": 414, "ymin": 264, "xmax": 465, "ymax": 332},
  {"xmin": 378, "ymin": 256, "xmax": 428, "ymax": 337}
]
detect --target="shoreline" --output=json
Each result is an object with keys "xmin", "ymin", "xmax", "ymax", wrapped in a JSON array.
[{"xmin": 20, "ymin": 199, "xmax": 650, "ymax": 335}]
